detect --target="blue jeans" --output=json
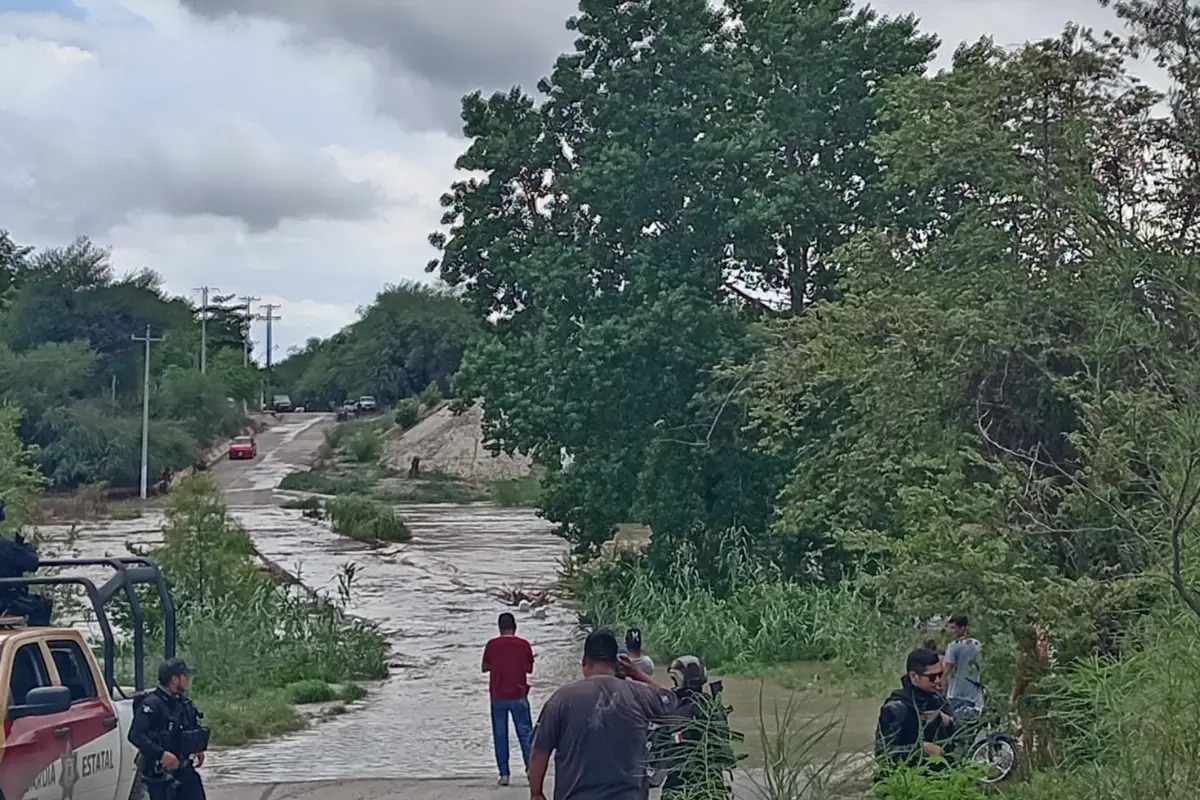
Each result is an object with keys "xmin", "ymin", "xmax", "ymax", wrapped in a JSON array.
[{"xmin": 491, "ymin": 697, "xmax": 533, "ymax": 776}]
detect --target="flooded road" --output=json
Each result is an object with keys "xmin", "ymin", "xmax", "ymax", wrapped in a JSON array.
[
  {"xmin": 38, "ymin": 413, "xmax": 582, "ymax": 782},
  {"xmin": 35, "ymin": 413, "xmax": 875, "ymax": 796}
]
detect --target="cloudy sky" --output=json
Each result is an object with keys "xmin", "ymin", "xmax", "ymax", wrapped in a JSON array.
[{"xmin": 0, "ymin": 0, "xmax": 1151, "ymax": 357}]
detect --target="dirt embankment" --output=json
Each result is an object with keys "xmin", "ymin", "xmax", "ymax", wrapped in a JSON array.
[{"xmin": 382, "ymin": 403, "xmax": 531, "ymax": 482}]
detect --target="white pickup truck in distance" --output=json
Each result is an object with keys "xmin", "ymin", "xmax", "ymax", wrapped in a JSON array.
[{"xmin": 0, "ymin": 554, "xmax": 180, "ymax": 800}]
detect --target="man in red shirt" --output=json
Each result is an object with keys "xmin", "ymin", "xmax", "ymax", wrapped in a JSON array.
[{"xmin": 482, "ymin": 611, "xmax": 535, "ymax": 786}]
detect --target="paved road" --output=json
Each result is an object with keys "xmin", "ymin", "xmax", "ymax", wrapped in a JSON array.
[{"xmin": 208, "ymin": 412, "xmax": 330, "ymax": 502}]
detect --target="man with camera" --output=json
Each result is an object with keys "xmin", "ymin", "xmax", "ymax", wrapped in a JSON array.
[
  {"xmin": 128, "ymin": 658, "xmax": 210, "ymax": 800},
  {"xmin": 528, "ymin": 629, "xmax": 676, "ymax": 800}
]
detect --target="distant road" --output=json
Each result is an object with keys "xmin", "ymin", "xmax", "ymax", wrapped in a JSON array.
[{"xmin": 209, "ymin": 412, "xmax": 331, "ymax": 504}]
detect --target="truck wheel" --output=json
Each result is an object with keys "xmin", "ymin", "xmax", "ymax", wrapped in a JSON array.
[{"xmin": 127, "ymin": 772, "xmax": 148, "ymax": 800}]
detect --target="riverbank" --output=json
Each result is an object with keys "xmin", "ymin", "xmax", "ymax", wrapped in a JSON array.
[{"xmin": 277, "ymin": 409, "xmax": 540, "ymax": 507}]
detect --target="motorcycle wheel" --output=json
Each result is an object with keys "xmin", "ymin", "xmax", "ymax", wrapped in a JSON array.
[{"xmin": 967, "ymin": 733, "xmax": 1018, "ymax": 784}]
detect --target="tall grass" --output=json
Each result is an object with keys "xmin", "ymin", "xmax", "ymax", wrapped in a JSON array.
[
  {"xmin": 116, "ymin": 476, "xmax": 389, "ymax": 744},
  {"xmin": 326, "ymin": 495, "xmax": 411, "ymax": 543},
  {"xmin": 490, "ymin": 475, "xmax": 541, "ymax": 507},
  {"xmin": 570, "ymin": 544, "xmax": 902, "ymax": 674},
  {"xmin": 997, "ymin": 615, "xmax": 1200, "ymax": 800}
]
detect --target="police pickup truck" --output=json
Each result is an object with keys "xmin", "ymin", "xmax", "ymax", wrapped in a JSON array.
[{"xmin": 0, "ymin": 555, "xmax": 179, "ymax": 800}]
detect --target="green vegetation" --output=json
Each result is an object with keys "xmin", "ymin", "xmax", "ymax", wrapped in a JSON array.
[
  {"xmin": 272, "ymin": 282, "xmax": 473, "ymax": 410},
  {"xmin": 325, "ymin": 495, "xmax": 411, "ymax": 543},
  {"xmin": 0, "ymin": 235, "xmax": 259, "ymax": 491},
  {"xmin": 120, "ymin": 476, "xmax": 388, "ymax": 745},
  {"xmin": 393, "ymin": 397, "xmax": 421, "ymax": 428},
  {"xmin": 488, "ymin": 475, "xmax": 543, "ymax": 508},
  {"xmin": 428, "ymin": 0, "xmax": 1200, "ymax": 795}
]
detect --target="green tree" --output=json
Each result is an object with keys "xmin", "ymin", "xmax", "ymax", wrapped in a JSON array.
[
  {"xmin": 0, "ymin": 407, "xmax": 45, "ymax": 531},
  {"xmin": 275, "ymin": 282, "xmax": 473, "ymax": 409},
  {"xmin": 430, "ymin": 0, "xmax": 937, "ymax": 552}
]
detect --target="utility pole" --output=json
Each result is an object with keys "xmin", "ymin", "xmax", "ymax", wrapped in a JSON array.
[
  {"xmin": 258, "ymin": 303, "xmax": 281, "ymax": 398},
  {"xmin": 132, "ymin": 325, "xmax": 165, "ymax": 500},
  {"xmin": 238, "ymin": 295, "xmax": 259, "ymax": 367},
  {"xmin": 194, "ymin": 285, "xmax": 218, "ymax": 374}
]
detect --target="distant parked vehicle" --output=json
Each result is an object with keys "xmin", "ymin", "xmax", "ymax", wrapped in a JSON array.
[
  {"xmin": 272, "ymin": 394, "xmax": 293, "ymax": 412},
  {"xmin": 228, "ymin": 435, "xmax": 257, "ymax": 460},
  {"xmin": 356, "ymin": 395, "xmax": 377, "ymax": 412}
]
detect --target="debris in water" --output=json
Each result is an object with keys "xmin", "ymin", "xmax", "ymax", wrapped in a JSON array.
[{"xmin": 494, "ymin": 582, "xmax": 553, "ymax": 609}]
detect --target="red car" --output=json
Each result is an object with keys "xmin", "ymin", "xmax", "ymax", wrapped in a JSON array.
[{"xmin": 228, "ymin": 435, "xmax": 257, "ymax": 460}]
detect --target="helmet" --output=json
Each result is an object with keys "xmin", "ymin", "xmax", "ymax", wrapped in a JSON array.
[{"xmin": 667, "ymin": 655, "xmax": 707, "ymax": 691}]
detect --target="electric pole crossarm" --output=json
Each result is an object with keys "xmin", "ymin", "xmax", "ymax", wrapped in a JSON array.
[{"xmin": 131, "ymin": 325, "xmax": 166, "ymax": 500}]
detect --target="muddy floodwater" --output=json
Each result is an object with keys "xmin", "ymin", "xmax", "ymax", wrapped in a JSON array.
[
  {"xmin": 38, "ymin": 503, "xmax": 581, "ymax": 781},
  {"xmin": 34, "ymin": 414, "xmax": 875, "ymax": 787}
]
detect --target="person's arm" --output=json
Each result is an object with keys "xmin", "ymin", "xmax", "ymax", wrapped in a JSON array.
[
  {"xmin": 129, "ymin": 697, "xmax": 177, "ymax": 768},
  {"xmin": 528, "ymin": 749, "xmax": 551, "ymax": 800},
  {"xmin": 943, "ymin": 642, "xmax": 959, "ymax": 685},
  {"xmin": 877, "ymin": 701, "xmax": 936, "ymax": 762},
  {"xmin": 482, "ymin": 640, "xmax": 492, "ymax": 673},
  {"xmin": 529, "ymin": 695, "xmax": 560, "ymax": 800},
  {"xmin": 526, "ymin": 641, "xmax": 535, "ymax": 675}
]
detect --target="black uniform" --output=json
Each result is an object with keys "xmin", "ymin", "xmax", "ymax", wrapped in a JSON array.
[
  {"xmin": 874, "ymin": 677, "xmax": 956, "ymax": 774},
  {"xmin": 128, "ymin": 686, "xmax": 209, "ymax": 800}
]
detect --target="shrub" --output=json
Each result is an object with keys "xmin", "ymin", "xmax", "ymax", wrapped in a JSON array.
[
  {"xmin": 345, "ymin": 429, "xmax": 382, "ymax": 463},
  {"xmin": 114, "ymin": 476, "xmax": 389, "ymax": 744},
  {"xmin": 326, "ymin": 495, "xmax": 411, "ymax": 543},
  {"xmin": 490, "ymin": 476, "xmax": 540, "ymax": 507},
  {"xmin": 394, "ymin": 397, "xmax": 420, "ymax": 428},
  {"xmin": 419, "ymin": 382, "xmax": 442, "ymax": 407}
]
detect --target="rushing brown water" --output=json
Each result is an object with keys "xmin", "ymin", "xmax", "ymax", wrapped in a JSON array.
[{"xmin": 38, "ymin": 502, "xmax": 581, "ymax": 781}]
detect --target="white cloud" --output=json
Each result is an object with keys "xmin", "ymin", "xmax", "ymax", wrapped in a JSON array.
[{"xmin": 0, "ymin": 0, "xmax": 1173, "ymax": 353}]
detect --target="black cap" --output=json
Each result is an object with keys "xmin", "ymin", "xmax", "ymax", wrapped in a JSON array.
[
  {"xmin": 625, "ymin": 628, "xmax": 642, "ymax": 650},
  {"xmin": 158, "ymin": 658, "xmax": 196, "ymax": 686},
  {"xmin": 583, "ymin": 629, "xmax": 619, "ymax": 663}
]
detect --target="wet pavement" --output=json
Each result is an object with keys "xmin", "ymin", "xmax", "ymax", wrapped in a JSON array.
[{"xmin": 36, "ymin": 413, "xmax": 582, "ymax": 783}]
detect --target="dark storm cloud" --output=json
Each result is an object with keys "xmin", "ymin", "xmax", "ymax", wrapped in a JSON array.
[
  {"xmin": 0, "ymin": 111, "xmax": 382, "ymax": 237},
  {"xmin": 176, "ymin": 0, "xmax": 577, "ymax": 132}
]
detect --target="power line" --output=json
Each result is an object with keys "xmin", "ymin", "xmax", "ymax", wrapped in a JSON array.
[{"xmin": 131, "ymin": 325, "xmax": 165, "ymax": 500}]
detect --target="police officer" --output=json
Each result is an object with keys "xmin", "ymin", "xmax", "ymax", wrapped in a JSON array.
[{"xmin": 128, "ymin": 658, "xmax": 210, "ymax": 800}]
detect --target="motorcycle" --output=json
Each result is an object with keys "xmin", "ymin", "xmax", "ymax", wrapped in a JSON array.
[{"xmin": 947, "ymin": 685, "xmax": 1019, "ymax": 784}]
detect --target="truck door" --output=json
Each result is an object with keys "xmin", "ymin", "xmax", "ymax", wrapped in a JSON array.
[
  {"xmin": 45, "ymin": 638, "xmax": 120, "ymax": 800},
  {"xmin": 1, "ymin": 641, "xmax": 66, "ymax": 800}
]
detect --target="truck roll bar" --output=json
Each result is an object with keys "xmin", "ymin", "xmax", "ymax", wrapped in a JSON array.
[{"xmin": 0, "ymin": 556, "xmax": 176, "ymax": 693}]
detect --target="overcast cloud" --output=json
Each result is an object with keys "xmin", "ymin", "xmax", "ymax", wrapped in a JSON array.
[{"xmin": 0, "ymin": 0, "xmax": 1158, "ymax": 355}]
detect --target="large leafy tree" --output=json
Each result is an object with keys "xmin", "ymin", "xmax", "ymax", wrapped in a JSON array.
[
  {"xmin": 741, "ymin": 16, "xmax": 1200, "ymax": 648},
  {"xmin": 430, "ymin": 0, "xmax": 936, "ymax": 552}
]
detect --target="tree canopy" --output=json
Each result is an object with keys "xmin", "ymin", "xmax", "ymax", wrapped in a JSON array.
[
  {"xmin": 273, "ymin": 281, "xmax": 474, "ymax": 410},
  {"xmin": 431, "ymin": 0, "xmax": 1200, "ymax": 648},
  {"xmin": 0, "ymin": 234, "xmax": 259, "ymax": 490},
  {"xmin": 430, "ymin": 0, "xmax": 937, "ymax": 552}
]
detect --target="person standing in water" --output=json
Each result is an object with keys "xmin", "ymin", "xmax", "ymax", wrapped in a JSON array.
[
  {"xmin": 619, "ymin": 628, "xmax": 655, "ymax": 676},
  {"xmin": 482, "ymin": 612, "xmax": 535, "ymax": 786}
]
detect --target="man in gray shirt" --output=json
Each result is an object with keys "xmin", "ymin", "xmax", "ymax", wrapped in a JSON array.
[
  {"xmin": 944, "ymin": 614, "xmax": 983, "ymax": 716},
  {"xmin": 529, "ymin": 629, "xmax": 676, "ymax": 800}
]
